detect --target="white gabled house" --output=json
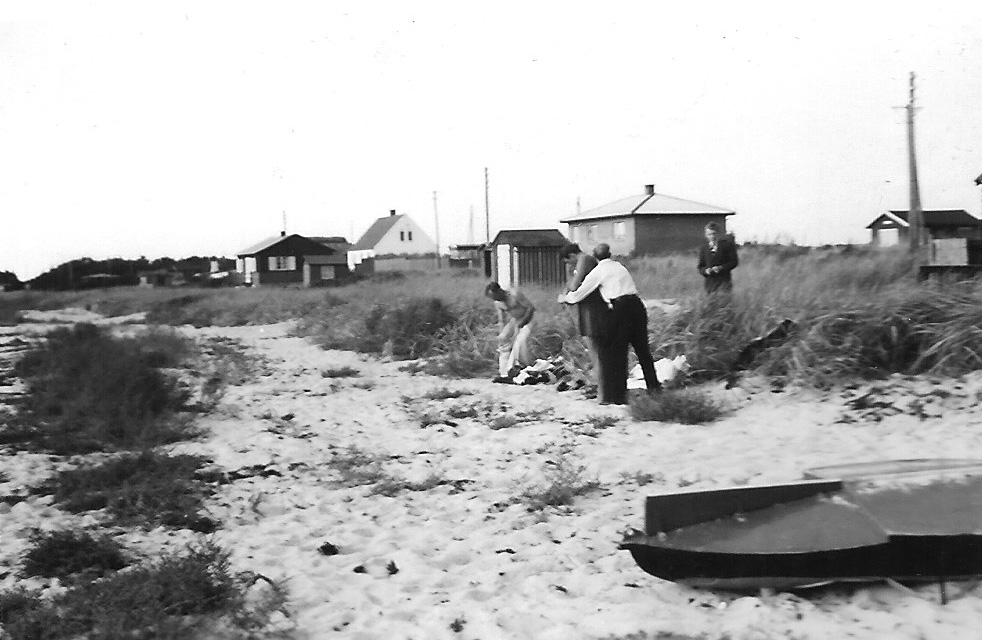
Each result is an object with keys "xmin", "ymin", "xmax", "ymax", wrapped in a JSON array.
[{"xmin": 349, "ymin": 210, "xmax": 437, "ymax": 267}]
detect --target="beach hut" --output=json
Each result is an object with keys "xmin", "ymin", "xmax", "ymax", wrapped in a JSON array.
[
  {"xmin": 490, "ymin": 229, "xmax": 569, "ymax": 289},
  {"xmin": 867, "ymin": 209, "xmax": 982, "ymax": 247}
]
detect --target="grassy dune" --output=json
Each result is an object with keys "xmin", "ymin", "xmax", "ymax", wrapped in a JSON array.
[{"xmin": 3, "ymin": 245, "xmax": 980, "ymax": 385}]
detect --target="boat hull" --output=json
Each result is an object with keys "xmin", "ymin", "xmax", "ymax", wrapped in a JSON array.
[
  {"xmin": 622, "ymin": 534, "xmax": 982, "ymax": 590},
  {"xmin": 622, "ymin": 460, "xmax": 982, "ymax": 590}
]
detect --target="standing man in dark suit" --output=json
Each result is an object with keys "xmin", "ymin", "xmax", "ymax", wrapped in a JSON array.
[
  {"xmin": 697, "ymin": 222, "xmax": 739, "ymax": 294},
  {"xmin": 559, "ymin": 243, "xmax": 610, "ymax": 398},
  {"xmin": 559, "ymin": 243, "xmax": 660, "ymax": 405}
]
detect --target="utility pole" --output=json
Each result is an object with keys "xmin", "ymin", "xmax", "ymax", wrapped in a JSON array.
[
  {"xmin": 906, "ymin": 72, "xmax": 925, "ymax": 255},
  {"xmin": 484, "ymin": 167, "xmax": 490, "ymax": 244},
  {"xmin": 433, "ymin": 191, "xmax": 442, "ymax": 269}
]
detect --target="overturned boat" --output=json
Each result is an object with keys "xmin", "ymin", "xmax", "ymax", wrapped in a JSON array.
[{"xmin": 620, "ymin": 459, "xmax": 982, "ymax": 591}]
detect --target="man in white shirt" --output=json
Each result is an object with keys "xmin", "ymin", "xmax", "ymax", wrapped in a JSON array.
[{"xmin": 559, "ymin": 244, "xmax": 660, "ymax": 404}]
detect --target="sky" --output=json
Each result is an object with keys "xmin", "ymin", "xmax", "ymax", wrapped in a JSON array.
[{"xmin": 2, "ymin": 2, "xmax": 982, "ymax": 279}]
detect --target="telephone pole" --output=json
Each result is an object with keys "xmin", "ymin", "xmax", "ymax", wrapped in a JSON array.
[
  {"xmin": 484, "ymin": 167, "xmax": 490, "ymax": 243},
  {"xmin": 432, "ymin": 191, "xmax": 442, "ymax": 269},
  {"xmin": 906, "ymin": 72, "xmax": 924, "ymax": 254}
]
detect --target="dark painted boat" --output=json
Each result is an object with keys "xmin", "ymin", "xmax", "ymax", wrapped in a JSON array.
[{"xmin": 620, "ymin": 460, "xmax": 982, "ymax": 590}]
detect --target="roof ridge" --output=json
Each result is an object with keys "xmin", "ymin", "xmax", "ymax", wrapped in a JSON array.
[{"xmin": 630, "ymin": 193, "xmax": 654, "ymax": 215}]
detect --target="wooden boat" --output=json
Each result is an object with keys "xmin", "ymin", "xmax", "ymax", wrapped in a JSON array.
[{"xmin": 620, "ymin": 460, "xmax": 982, "ymax": 591}]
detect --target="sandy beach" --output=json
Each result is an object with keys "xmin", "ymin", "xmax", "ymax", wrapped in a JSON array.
[{"xmin": 4, "ymin": 314, "xmax": 982, "ymax": 639}]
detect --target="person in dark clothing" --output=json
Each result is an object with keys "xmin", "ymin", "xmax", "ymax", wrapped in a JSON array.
[
  {"xmin": 559, "ymin": 243, "xmax": 610, "ymax": 394},
  {"xmin": 697, "ymin": 222, "xmax": 739, "ymax": 293},
  {"xmin": 559, "ymin": 243, "xmax": 660, "ymax": 405}
]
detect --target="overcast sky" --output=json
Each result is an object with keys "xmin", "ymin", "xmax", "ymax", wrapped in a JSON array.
[{"xmin": 2, "ymin": 2, "xmax": 981, "ymax": 279}]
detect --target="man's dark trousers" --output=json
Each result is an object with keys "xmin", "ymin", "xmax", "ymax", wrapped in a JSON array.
[{"xmin": 596, "ymin": 294, "xmax": 659, "ymax": 404}]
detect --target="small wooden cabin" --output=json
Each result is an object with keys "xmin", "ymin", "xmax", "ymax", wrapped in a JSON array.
[
  {"xmin": 867, "ymin": 210, "xmax": 982, "ymax": 247},
  {"xmin": 236, "ymin": 233, "xmax": 351, "ymax": 286},
  {"xmin": 490, "ymin": 229, "xmax": 569, "ymax": 289}
]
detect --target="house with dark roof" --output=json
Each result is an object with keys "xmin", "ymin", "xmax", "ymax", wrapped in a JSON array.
[
  {"xmin": 560, "ymin": 184, "xmax": 735, "ymax": 255},
  {"xmin": 235, "ymin": 233, "xmax": 353, "ymax": 286},
  {"xmin": 866, "ymin": 210, "xmax": 982, "ymax": 247},
  {"xmin": 490, "ymin": 229, "xmax": 570, "ymax": 288}
]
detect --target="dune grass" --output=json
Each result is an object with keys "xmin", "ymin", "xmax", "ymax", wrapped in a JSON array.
[
  {"xmin": 630, "ymin": 389, "xmax": 727, "ymax": 424},
  {"xmin": 5, "ymin": 324, "xmax": 195, "ymax": 454},
  {"xmin": 6, "ymin": 245, "xmax": 981, "ymax": 388},
  {"xmin": 33, "ymin": 451, "xmax": 218, "ymax": 531},
  {"xmin": 21, "ymin": 530, "xmax": 129, "ymax": 582},
  {"xmin": 520, "ymin": 448, "xmax": 602, "ymax": 512},
  {"xmin": 0, "ymin": 542, "xmax": 292, "ymax": 640}
]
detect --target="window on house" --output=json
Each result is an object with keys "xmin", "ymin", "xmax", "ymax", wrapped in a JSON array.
[
  {"xmin": 400, "ymin": 231, "xmax": 405, "ymax": 241},
  {"xmin": 613, "ymin": 221, "xmax": 626, "ymax": 239},
  {"xmin": 268, "ymin": 256, "xmax": 296, "ymax": 271},
  {"xmin": 408, "ymin": 231, "xmax": 413, "ymax": 241},
  {"xmin": 586, "ymin": 225, "xmax": 599, "ymax": 242},
  {"xmin": 320, "ymin": 265, "xmax": 335, "ymax": 280},
  {"xmin": 571, "ymin": 226, "xmax": 580, "ymax": 242}
]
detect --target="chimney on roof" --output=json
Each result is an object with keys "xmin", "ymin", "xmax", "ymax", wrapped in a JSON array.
[
  {"xmin": 390, "ymin": 209, "xmax": 396, "ymax": 217},
  {"xmin": 645, "ymin": 184, "xmax": 655, "ymax": 196},
  {"xmin": 280, "ymin": 230, "xmax": 286, "ymax": 237}
]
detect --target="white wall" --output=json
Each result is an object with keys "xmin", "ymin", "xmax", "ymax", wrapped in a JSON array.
[{"xmin": 373, "ymin": 215, "xmax": 437, "ymax": 255}]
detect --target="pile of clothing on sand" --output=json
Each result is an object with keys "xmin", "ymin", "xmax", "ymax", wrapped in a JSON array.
[{"xmin": 493, "ymin": 354, "xmax": 692, "ymax": 393}]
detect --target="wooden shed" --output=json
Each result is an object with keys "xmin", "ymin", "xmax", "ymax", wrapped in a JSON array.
[
  {"xmin": 490, "ymin": 229, "xmax": 569, "ymax": 289},
  {"xmin": 867, "ymin": 210, "xmax": 982, "ymax": 247}
]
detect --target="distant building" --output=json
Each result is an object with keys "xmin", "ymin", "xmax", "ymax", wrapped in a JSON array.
[
  {"xmin": 448, "ymin": 243, "xmax": 491, "ymax": 275},
  {"xmin": 867, "ymin": 209, "xmax": 982, "ymax": 247},
  {"xmin": 235, "ymin": 233, "xmax": 355, "ymax": 286},
  {"xmin": 349, "ymin": 210, "xmax": 437, "ymax": 272},
  {"xmin": 138, "ymin": 269, "xmax": 184, "ymax": 287},
  {"xmin": 490, "ymin": 229, "xmax": 569, "ymax": 288},
  {"xmin": 560, "ymin": 184, "xmax": 735, "ymax": 255}
]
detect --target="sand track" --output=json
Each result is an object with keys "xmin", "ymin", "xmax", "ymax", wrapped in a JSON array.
[{"xmin": 4, "ymin": 317, "xmax": 982, "ymax": 639}]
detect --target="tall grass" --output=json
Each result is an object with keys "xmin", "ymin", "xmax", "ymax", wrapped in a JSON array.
[
  {"xmin": 8, "ymin": 324, "xmax": 195, "ymax": 453},
  {"xmin": 0, "ymin": 542, "xmax": 292, "ymax": 640},
  {"xmin": 7, "ymin": 246, "xmax": 981, "ymax": 386}
]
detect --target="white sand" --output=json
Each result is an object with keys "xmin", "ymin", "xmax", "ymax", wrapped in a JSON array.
[{"xmin": 4, "ymin": 313, "xmax": 982, "ymax": 639}]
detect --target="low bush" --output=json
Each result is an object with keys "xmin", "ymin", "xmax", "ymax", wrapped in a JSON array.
[
  {"xmin": 326, "ymin": 446, "xmax": 391, "ymax": 487},
  {"xmin": 34, "ymin": 451, "xmax": 217, "ymax": 531},
  {"xmin": 630, "ymin": 389, "xmax": 726, "ymax": 425},
  {"xmin": 520, "ymin": 450, "xmax": 601, "ymax": 511},
  {"xmin": 0, "ymin": 542, "xmax": 293, "ymax": 640},
  {"xmin": 10, "ymin": 323, "xmax": 194, "ymax": 454},
  {"xmin": 321, "ymin": 365, "xmax": 360, "ymax": 378},
  {"xmin": 21, "ymin": 530, "xmax": 128, "ymax": 581},
  {"xmin": 423, "ymin": 386, "xmax": 471, "ymax": 400}
]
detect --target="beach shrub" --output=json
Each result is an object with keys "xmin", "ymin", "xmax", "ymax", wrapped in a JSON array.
[
  {"xmin": 10, "ymin": 324, "xmax": 194, "ymax": 454},
  {"xmin": 520, "ymin": 450, "xmax": 601, "ymax": 511},
  {"xmin": 0, "ymin": 542, "xmax": 293, "ymax": 640},
  {"xmin": 630, "ymin": 389, "xmax": 726, "ymax": 425},
  {"xmin": 34, "ymin": 451, "xmax": 217, "ymax": 531},
  {"xmin": 423, "ymin": 386, "xmax": 471, "ymax": 400},
  {"xmin": 321, "ymin": 365, "xmax": 361, "ymax": 378},
  {"xmin": 21, "ymin": 530, "xmax": 128, "ymax": 582}
]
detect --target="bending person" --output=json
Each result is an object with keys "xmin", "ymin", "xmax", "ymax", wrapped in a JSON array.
[
  {"xmin": 485, "ymin": 281, "xmax": 536, "ymax": 380},
  {"xmin": 559, "ymin": 244, "xmax": 659, "ymax": 404}
]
